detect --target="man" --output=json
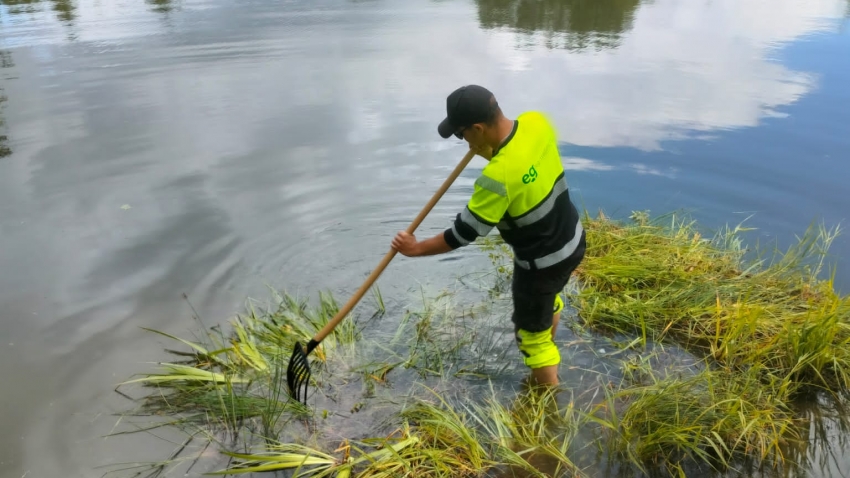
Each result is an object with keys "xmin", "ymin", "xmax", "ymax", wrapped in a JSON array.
[{"xmin": 391, "ymin": 84, "xmax": 586, "ymax": 387}]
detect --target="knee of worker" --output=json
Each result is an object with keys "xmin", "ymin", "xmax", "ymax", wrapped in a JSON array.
[{"xmin": 515, "ymin": 327, "xmax": 560, "ymax": 369}]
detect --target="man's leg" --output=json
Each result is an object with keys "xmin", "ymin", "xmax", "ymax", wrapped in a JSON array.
[
  {"xmin": 550, "ymin": 294, "xmax": 564, "ymax": 340},
  {"xmin": 519, "ymin": 234, "xmax": 586, "ymax": 388},
  {"xmin": 530, "ymin": 360, "xmax": 559, "ymax": 386},
  {"xmin": 527, "ymin": 311, "xmax": 561, "ymax": 386},
  {"xmin": 551, "ymin": 312, "xmax": 560, "ymax": 340},
  {"xmin": 516, "ymin": 326, "xmax": 560, "ymax": 387},
  {"xmin": 530, "ymin": 295, "xmax": 564, "ymax": 386},
  {"xmin": 513, "ymin": 272, "xmax": 565, "ymax": 389}
]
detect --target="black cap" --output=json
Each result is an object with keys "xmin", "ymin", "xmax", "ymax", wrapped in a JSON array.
[{"xmin": 437, "ymin": 85, "xmax": 497, "ymax": 139}]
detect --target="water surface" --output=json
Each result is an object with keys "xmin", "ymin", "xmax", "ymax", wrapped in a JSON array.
[{"xmin": 1, "ymin": 0, "xmax": 849, "ymax": 476}]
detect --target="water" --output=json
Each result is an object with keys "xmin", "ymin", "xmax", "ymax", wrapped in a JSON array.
[{"xmin": 0, "ymin": 0, "xmax": 848, "ymax": 476}]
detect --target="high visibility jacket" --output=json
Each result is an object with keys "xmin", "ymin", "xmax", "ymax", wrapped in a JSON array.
[{"xmin": 443, "ymin": 111, "xmax": 584, "ymax": 270}]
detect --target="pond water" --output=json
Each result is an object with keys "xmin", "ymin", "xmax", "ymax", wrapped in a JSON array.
[{"xmin": 0, "ymin": 0, "xmax": 849, "ymax": 477}]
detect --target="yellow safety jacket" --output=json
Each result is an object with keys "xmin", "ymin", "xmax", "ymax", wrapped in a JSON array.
[{"xmin": 443, "ymin": 111, "xmax": 584, "ymax": 270}]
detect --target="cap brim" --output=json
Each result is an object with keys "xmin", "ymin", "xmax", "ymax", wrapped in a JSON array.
[{"xmin": 437, "ymin": 117, "xmax": 455, "ymax": 139}]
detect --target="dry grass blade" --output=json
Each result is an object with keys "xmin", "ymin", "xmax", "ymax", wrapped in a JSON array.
[
  {"xmin": 121, "ymin": 363, "xmax": 249, "ymax": 385},
  {"xmin": 208, "ymin": 443, "xmax": 338, "ymax": 475}
]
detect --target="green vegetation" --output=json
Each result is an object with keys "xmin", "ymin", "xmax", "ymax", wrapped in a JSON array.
[
  {"xmin": 203, "ymin": 386, "xmax": 585, "ymax": 478},
  {"xmin": 111, "ymin": 210, "xmax": 850, "ymax": 477},
  {"xmin": 576, "ymin": 211, "xmax": 850, "ymax": 395}
]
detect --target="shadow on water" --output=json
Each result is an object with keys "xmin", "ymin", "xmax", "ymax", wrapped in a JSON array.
[
  {"xmin": 475, "ymin": 0, "xmax": 642, "ymax": 51},
  {"xmin": 0, "ymin": 50, "xmax": 12, "ymax": 159},
  {"xmin": 0, "ymin": 0, "xmax": 76, "ymax": 23}
]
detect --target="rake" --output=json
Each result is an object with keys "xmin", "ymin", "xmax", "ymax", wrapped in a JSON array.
[{"xmin": 286, "ymin": 148, "xmax": 478, "ymax": 403}]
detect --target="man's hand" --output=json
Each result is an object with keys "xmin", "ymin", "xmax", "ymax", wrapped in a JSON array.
[
  {"xmin": 392, "ymin": 231, "xmax": 420, "ymax": 257},
  {"xmin": 392, "ymin": 231, "xmax": 454, "ymax": 257}
]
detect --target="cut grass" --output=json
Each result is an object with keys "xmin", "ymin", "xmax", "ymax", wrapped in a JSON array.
[
  {"xmin": 111, "ymin": 210, "xmax": 850, "ymax": 478},
  {"xmin": 588, "ymin": 362, "xmax": 800, "ymax": 476},
  {"xmin": 116, "ymin": 290, "xmax": 354, "ymax": 438},
  {"xmin": 572, "ymin": 211, "xmax": 850, "ymax": 396},
  {"xmin": 206, "ymin": 384, "xmax": 588, "ymax": 477}
]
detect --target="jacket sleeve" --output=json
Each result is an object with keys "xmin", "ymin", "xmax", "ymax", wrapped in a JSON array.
[{"xmin": 444, "ymin": 172, "xmax": 510, "ymax": 249}]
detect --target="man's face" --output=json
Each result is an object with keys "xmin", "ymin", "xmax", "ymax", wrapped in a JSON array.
[{"xmin": 459, "ymin": 123, "xmax": 488, "ymax": 149}]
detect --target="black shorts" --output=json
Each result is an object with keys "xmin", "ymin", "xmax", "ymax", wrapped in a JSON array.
[{"xmin": 511, "ymin": 231, "xmax": 586, "ymax": 333}]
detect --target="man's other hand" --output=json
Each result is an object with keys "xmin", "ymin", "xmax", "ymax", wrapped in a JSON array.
[{"xmin": 392, "ymin": 231, "xmax": 419, "ymax": 257}]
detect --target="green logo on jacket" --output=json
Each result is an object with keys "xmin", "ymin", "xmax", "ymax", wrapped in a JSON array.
[{"xmin": 522, "ymin": 165, "xmax": 538, "ymax": 184}]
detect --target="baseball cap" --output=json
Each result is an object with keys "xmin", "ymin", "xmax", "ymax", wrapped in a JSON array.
[{"xmin": 437, "ymin": 85, "xmax": 497, "ymax": 139}]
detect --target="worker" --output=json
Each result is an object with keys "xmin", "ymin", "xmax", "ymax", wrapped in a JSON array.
[{"xmin": 391, "ymin": 84, "xmax": 586, "ymax": 387}]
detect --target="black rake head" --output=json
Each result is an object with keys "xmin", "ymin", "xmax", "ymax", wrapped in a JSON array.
[{"xmin": 287, "ymin": 339, "xmax": 317, "ymax": 404}]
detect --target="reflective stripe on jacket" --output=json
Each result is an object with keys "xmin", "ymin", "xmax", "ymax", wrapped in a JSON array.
[{"xmin": 443, "ymin": 111, "xmax": 583, "ymax": 270}]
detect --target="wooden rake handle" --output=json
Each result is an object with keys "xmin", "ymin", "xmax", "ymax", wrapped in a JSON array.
[{"xmin": 308, "ymin": 148, "xmax": 477, "ymax": 347}]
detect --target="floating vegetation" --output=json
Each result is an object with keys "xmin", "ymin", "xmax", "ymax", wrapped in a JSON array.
[{"xmin": 110, "ymin": 210, "xmax": 850, "ymax": 477}]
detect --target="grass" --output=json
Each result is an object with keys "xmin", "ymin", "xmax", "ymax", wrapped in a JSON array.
[
  {"xmin": 110, "ymin": 209, "xmax": 850, "ymax": 478},
  {"xmin": 573, "ymin": 210, "xmax": 850, "ymax": 396},
  {"xmin": 199, "ymin": 384, "xmax": 587, "ymax": 478},
  {"xmin": 115, "ymin": 290, "xmax": 355, "ymax": 443},
  {"xmin": 588, "ymin": 362, "xmax": 800, "ymax": 476}
]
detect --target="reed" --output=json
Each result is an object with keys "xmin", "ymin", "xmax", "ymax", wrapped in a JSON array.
[
  {"xmin": 574, "ymin": 211, "xmax": 850, "ymax": 396},
  {"xmin": 112, "ymin": 210, "xmax": 850, "ymax": 477},
  {"xmin": 207, "ymin": 384, "xmax": 587, "ymax": 477}
]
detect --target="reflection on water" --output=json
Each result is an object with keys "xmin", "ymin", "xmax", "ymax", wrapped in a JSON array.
[
  {"xmin": 0, "ymin": 51, "xmax": 12, "ymax": 159},
  {"xmin": 0, "ymin": 0, "xmax": 847, "ymax": 477},
  {"xmin": 0, "ymin": 0, "xmax": 76, "ymax": 22},
  {"xmin": 473, "ymin": 0, "xmax": 845, "ymax": 153},
  {"xmin": 50, "ymin": 0, "xmax": 74, "ymax": 22},
  {"xmin": 476, "ymin": 0, "xmax": 641, "ymax": 50},
  {"xmin": 1, "ymin": 0, "xmax": 38, "ymax": 15},
  {"xmin": 146, "ymin": 0, "xmax": 175, "ymax": 14},
  {"xmin": 779, "ymin": 395, "xmax": 850, "ymax": 478},
  {"xmin": 0, "ymin": 106, "xmax": 8, "ymax": 158}
]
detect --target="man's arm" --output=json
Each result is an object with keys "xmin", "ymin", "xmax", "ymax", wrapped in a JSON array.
[
  {"xmin": 392, "ymin": 165, "xmax": 508, "ymax": 258},
  {"xmin": 391, "ymin": 231, "xmax": 453, "ymax": 257}
]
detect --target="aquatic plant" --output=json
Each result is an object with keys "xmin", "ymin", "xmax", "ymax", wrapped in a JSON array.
[
  {"xmin": 200, "ymin": 384, "xmax": 587, "ymax": 478},
  {"xmin": 110, "ymin": 210, "xmax": 850, "ymax": 477},
  {"xmin": 573, "ymin": 211, "xmax": 850, "ymax": 396}
]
